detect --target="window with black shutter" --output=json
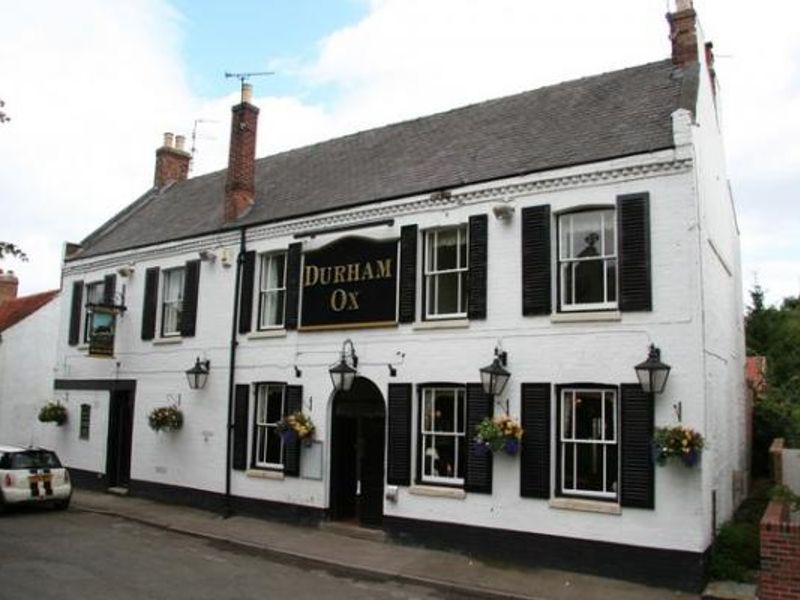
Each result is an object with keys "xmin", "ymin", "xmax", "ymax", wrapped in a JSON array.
[
  {"xmin": 180, "ymin": 259, "xmax": 200, "ymax": 337},
  {"xmin": 232, "ymin": 384, "xmax": 250, "ymax": 471},
  {"xmin": 284, "ymin": 243, "xmax": 302, "ymax": 330},
  {"xmin": 617, "ymin": 193, "xmax": 652, "ymax": 312},
  {"xmin": 521, "ymin": 205, "xmax": 551, "ymax": 316},
  {"xmin": 464, "ymin": 383, "xmax": 493, "ymax": 493},
  {"xmin": 141, "ymin": 267, "xmax": 159, "ymax": 340},
  {"xmin": 238, "ymin": 250, "xmax": 256, "ymax": 334},
  {"xmin": 520, "ymin": 383, "xmax": 551, "ymax": 499},
  {"xmin": 417, "ymin": 384, "xmax": 467, "ymax": 486},
  {"xmin": 467, "ymin": 214, "xmax": 488, "ymax": 320},
  {"xmin": 398, "ymin": 226, "xmax": 418, "ymax": 323},
  {"xmin": 387, "ymin": 384, "xmax": 412, "ymax": 485},
  {"xmin": 103, "ymin": 274, "xmax": 117, "ymax": 305},
  {"xmin": 283, "ymin": 385, "xmax": 303, "ymax": 476}
]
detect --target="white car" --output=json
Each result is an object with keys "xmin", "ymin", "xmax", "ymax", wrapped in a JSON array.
[{"xmin": 0, "ymin": 445, "xmax": 72, "ymax": 512}]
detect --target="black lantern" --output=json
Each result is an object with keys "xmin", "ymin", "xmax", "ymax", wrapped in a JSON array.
[
  {"xmin": 634, "ymin": 344, "xmax": 671, "ymax": 394},
  {"xmin": 329, "ymin": 339, "xmax": 358, "ymax": 392},
  {"xmin": 480, "ymin": 349, "xmax": 510, "ymax": 396},
  {"xmin": 186, "ymin": 357, "xmax": 210, "ymax": 390}
]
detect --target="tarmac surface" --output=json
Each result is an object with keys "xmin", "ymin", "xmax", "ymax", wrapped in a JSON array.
[{"xmin": 67, "ymin": 489, "xmax": 694, "ymax": 600}]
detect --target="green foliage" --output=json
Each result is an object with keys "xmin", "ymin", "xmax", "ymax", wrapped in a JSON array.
[
  {"xmin": 0, "ymin": 241, "xmax": 28, "ymax": 261},
  {"xmin": 709, "ymin": 522, "xmax": 761, "ymax": 582},
  {"xmin": 771, "ymin": 485, "xmax": 800, "ymax": 512},
  {"xmin": 38, "ymin": 402, "xmax": 67, "ymax": 425},
  {"xmin": 148, "ymin": 405, "xmax": 183, "ymax": 432}
]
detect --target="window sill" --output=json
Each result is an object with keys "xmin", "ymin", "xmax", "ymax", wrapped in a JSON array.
[
  {"xmin": 548, "ymin": 497, "xmax": 621, "ymax": 515},
  {"xmin": 409, "ymin": 485, "xmax": 466, "ymax": 500},
  {"xmin": 247, "ymin": 329, "xmax": 287, "ymax": 340},
  {"xmin": 153, "ymin": 337, "xmax": 182, "ymax": 346},
  {"xmin": 245, "ymin": 468, "xmax": 285, "ymax": 481},
  {"xmin": 412, "ymin": 319, "xmax": 469, "ymax": 331},
  {"xmin": 550, "ymin": 311, "xmax": 621, "ymax": 324},
  {"xmin": 77, "ymin": 344, "xmax": 89, "ymax": 351}
]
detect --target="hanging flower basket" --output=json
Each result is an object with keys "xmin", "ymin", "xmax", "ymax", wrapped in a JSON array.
[
  {"xmin": 652, "ymin": 425, "xmax": 704, "ymax": 467},
  {"xmin": 276, "ymin": 411, "xmax": 315, "ymax": 446},
  {"xmin": 38, "ymin": 402, "xmax": 68, "ymax": 426},
  {"xmin": 474, "ymin": 414, "xmax": 524, "ymax": 456},
  {"xmin": 148, "ymin": 405, "xmax": 183, "ymax": 432}
]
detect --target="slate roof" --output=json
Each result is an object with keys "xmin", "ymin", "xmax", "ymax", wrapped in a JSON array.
[
  {"xmin": 74, "ymin": 59, "xmax": 698, "ymax": 260},
  {"xmin": 0, "ymin": 290, "xmax": 59, "ymax": 333}
]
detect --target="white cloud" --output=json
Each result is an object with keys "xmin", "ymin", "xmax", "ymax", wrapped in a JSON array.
[{"xmin": 1, "ymin": 0, "xmax": 798, "ymax": 307}]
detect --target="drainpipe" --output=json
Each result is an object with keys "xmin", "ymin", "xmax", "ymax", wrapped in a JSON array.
[{"xmin": 224, "ymin": 227, "xmax": 247, "ymax": 517}]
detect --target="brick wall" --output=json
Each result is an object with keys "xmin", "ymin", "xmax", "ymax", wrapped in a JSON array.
[{"xmin": 760, "ymin": 500, "xmax": 800, "ymax": 600}]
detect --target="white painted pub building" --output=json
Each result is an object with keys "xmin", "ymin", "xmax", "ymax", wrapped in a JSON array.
[{"xmin": 40, "ymin": 2, "xmax": 745, "ymax": 591}]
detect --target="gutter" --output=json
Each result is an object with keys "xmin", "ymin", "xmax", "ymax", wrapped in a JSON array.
[{"xmin": 224, "ymin": 226, "xmax": 247, "ymax": 517}]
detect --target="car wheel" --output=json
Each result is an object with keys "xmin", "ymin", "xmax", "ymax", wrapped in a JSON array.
[{"xmin": 54, "ymin": 496, "xmax": 71, "ymax": 511}]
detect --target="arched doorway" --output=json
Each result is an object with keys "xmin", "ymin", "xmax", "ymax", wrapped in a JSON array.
[{"xmin": 329, "ymin": 377, "xmax": 385, "ymax": 527}]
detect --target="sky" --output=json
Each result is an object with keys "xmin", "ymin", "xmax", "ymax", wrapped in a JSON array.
[{"xmin": 0, "ymin": 0, "xmax": 798, "ymax": 306}]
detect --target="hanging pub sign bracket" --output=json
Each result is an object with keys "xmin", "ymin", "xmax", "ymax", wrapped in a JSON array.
[{"xmin": 85, "ymin": 296, "xmax": 127, "ymax": 358}]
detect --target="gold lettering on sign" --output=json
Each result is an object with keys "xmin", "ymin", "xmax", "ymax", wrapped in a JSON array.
[
  {"xmin": 303, "ymin": 259, "xmax": 393, "ymax": 288},
  {"xmin": 330, "ymin": 289, "xmax": 361, "ymax": 311}
]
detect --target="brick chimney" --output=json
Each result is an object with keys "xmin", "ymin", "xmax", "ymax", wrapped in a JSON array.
[
  {"xmin": 224, "ymin": 83, "xmax": 259, "ymax": 222},
  {"xmin": 667, "ymin": 0, "xmax": 698, "ymax": 67},
  {"xmin": 0, "ymin": 269, "xmax": 19, "ymax": 305},
  {"xmin": 154, "ymin": 131, "xmax": 191, "ymax": 188}
]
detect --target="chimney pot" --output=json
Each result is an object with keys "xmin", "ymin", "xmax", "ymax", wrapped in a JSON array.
[
  {"xmin": 175, "ymin": 135, "xmax": 186, "ymax": 151},
  {"xmin": 667, "ymin": 2, "xmax": 698, "ymax": 67},
  {"xmin": 676, "ymin": 0, "xmax": 692, "ymax": 11},
  {"xmin": 163, "ymin": 132, "xmax": 175, "ymax": 148},
  {"xmin": 241, "ymin": 83, "xmax": 253, "ymax": 104}
]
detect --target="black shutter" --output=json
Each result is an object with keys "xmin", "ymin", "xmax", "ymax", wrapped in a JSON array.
[
  {"xmin": 180, "ymin": 260, "xmax": 200, "ymax": 337},
  {"xmin": 238, "ymin": 250, "xmax": 256, "ymax": 334},
  {"xmin": 68, "ymin": 280, "xmax": 84, "ymax": 346},
  {"xmin": 387, "ymin": 384, "xmax": 412, "ymax": 485},
  {"xmin": 141, "ymin": 267, "xmax": 160, "ymax": 340},
  {"xmin": 102, "ymin": 274, "xmax": 116, "ymax": 305},
  {"xmin": 465, "ymin": 383, "xmax": 493, "ymax": 494},
  {"xmin": 620, "ymin": 384, "xmax": 655, "ymax": 509},
  {"xmin": 467, "ymin": 214, "xmax": 488, "ymax": 320},
  {"xmin": 284, "ymin": 243, "xmax": 302, "ymax": 330},
  {"xmin": 283, "ymin": 385, "xmax": 302, "ymax": 476},
  {"xmin": 398, "ymin": 225, "xmax": 418, "ymax": 323},
  {"xmin": 232, "ymin": 384, "xmax": 250, "ymax": 471},
  {"xmin": 617, "ymin": 193, "xmax": 652, "ymax": 312},
  {"xmin": 521, "ymin": 205, "xmax": 551, "ymax": 315},
  {"xmin": 520, "ymin": 383, "xmax": 552, "ymax": 499}
]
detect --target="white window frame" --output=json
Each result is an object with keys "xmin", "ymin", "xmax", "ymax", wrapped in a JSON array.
[
  {"xmin": 559, "ymin": 387, "xmax": 619, "ymax": 500},
  {"xmin": 558, "ymin": 209, "xmax": 617, "ymax": 311},
  {"xmin": 160, "ymin": 267, "xmax": 185, "ymax": 337},
  {"xmin": 253, "ymin": 383, "xmax": 285, "ymax": 469},
  {"xmin": 83, "ymin": 281, "xmax": 104, "ymax": 343},
  {"xmin": 424, "ymin": 225, "xmax": 468, "ymax": 319},
  {"xmin": 420, "ymin": 387, "xmax": 466, "ymax": 486},
  {"xmin": 257, "ymin": 252, "xmax": 287, "ymax": 330}
]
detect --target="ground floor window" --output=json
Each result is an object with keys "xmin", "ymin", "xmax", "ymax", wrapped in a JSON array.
[
  {"xmin": 420, "ymin": 387, "xmax": 466, "ymax": 485},
  {"xmin": 559, "ymin": 387, "xmax": 618, "ymax": 500},
  {"xmin": 253, "ymin": 383, "xmax": 285, "ymax": 468}
]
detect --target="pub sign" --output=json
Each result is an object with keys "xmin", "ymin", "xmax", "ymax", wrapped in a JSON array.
[
  {"xmin": 88, "ymin": 306, "xmax": 116, "ymax": 357},
  {"xmin": 300, "ymin": 236, "xmax": 398, "ymax": 330}
]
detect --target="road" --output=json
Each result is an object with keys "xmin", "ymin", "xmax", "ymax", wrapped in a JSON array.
[{"xmin": 0, "ymin": 508, "xmax": 446, "ymax": 600}]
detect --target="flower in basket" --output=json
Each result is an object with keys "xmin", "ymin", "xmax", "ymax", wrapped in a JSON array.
[
  {"xmin": 652, "ymin": 425, "xmax": 704, "ymax": 467},
  {"xmin": 276, "ymin": 411, "xmax": 315, "ymax": 445},
  {"xmin": 38, "ymin": 401, "xmax": 68, "ymax": 426},
  {"xmin": 148, "ymin": 405, "xmax": 183, "ymax": 432},
  {"xmin": 474, "ymin": 414, "xmax": 524, "ymax": 456}
]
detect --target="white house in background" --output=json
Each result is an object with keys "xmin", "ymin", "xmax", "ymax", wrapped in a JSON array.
[
  {"xmin": 0, "ymin": 270, "xmax": 60, "ymax": 446},
  {"xmin": 38, "ymin": 1, "xmax": 745, "ymax": 592}
]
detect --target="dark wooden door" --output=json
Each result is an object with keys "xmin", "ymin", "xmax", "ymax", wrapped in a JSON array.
[
  {"xmin": 106, "ymin": 391, "xmax": 134, "ymax": 488},
  {"xmin": 358, "ymin": 415, "xmax": 385, "ymax": 526},
  {"xmin": 330, "ymin": 414, "xmax": 357, "ymax": 520}
]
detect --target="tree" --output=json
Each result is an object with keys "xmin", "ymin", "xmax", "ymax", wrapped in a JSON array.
[{"xmin": 0, "ymin": 242, "xmax": 28, "ymax": 261}]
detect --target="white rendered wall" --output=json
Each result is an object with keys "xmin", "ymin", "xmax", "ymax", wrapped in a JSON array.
[{"xmin": 0, "ymin": 296, "xmax": 60, "ymax": 447}]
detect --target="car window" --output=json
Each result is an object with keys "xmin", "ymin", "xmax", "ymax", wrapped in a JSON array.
[
  {"xmin": 0, "ymin": 454, "xmax": 9, "ymax": 469},
  {"xmin": 9, "ymin": 450, "xmax": 62, "ymax": 469}
]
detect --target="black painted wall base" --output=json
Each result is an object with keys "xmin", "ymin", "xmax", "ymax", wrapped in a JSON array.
[
  {"xmin": 128, "ymin": 479, "xmax": 325, "ymax": 526},
  {"xmin": 68, "ymin": 468, "xmax": 107, "ymax": 491},
  {"xmin": 384, "ymin": 516, "xmax": 709, "ymax": 593}
]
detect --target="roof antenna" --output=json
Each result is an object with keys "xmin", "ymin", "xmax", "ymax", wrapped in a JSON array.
[
  {"xmin": 189, "ymin": 118, "xmax": 218, "ymax": 173},
  {"xmin": 224, "ymin": 71, "xmax": 275, "ymax": 102}
]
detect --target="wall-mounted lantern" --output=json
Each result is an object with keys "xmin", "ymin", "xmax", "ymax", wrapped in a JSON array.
[
  {"xmin": 634, "ymin": 344, "xmax": 671, "ymax": 394},
  {"xmin": 479, "ymin": 348, "xmax": 511, "ymax": 397},
  {"xmin": 186, "ymin": 357, "xmax": 210, "ymax": 390},
  {"xmin": 329, "ymin": 339, "xmax": 358, "ymax": 393}
]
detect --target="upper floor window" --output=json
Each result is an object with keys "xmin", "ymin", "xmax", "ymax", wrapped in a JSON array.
[
  {"xmin": 161, "ymin": 267, "xmax": 185, "ymax": 336},
  {"xmin": 558, "ymin": 209, "xmax": 617, "ymax": 310},
  {"xmin": 258, "ymin": 252, "xmax": 286, "ymax": 329},
  {"xmin": 420, "ymin": 386, "xmax": 466, "ymax": 485},
  {"xmin": 424, "ymin": 225, "xmax": 468, "ymax": 319},
  {"xmin": 83, "ymin": 281, "xmax": 103, "ymax": 343},
  {"xmin": 559, "ymin": 387, "xmax": 618, "ymax": 500},
  {"xmin": 253, "ymin": 383, "xmax": 285, "ymax": 468}
]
